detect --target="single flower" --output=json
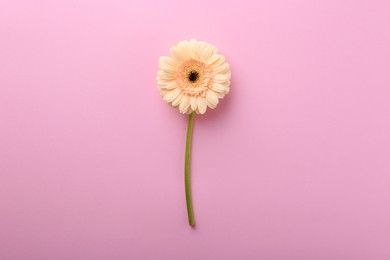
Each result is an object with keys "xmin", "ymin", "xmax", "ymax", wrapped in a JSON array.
[
  {"xmin": 157, "ymin": 39, "xmax": 231, "ymax": 114},
  {"xmin": 157, "ymin": 39, "xmax": 231, "ymax": 227}
]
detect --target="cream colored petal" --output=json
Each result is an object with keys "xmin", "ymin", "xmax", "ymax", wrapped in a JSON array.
[
  {"xmin": 179, "ymin": 95, "xmax": 190, "ymax": 113},
  {"xmin": 175, "ymin": 40, "xmax": 187, "ymax": 49},
  {"xmin": 170, "ymin": 46, "xmax": 184, "ymax": 63},
  {"xmin": 219, "ymin": 79, "xmax": 231, "ymax": 87},
  {"xmin": 161, "ymin": 64, "xmax": 177, "ymax": 74},
  {"xmin": 185, "ymin": 107, "xmax": 193, "ymax": 114},
  {"xmin": 176, "ymin": 43, "xmax": 189, "ymax": 61},
  {"xmin": 157, "ymin": 80, "xmax": 175, "ymax": 89},
  {"xmin": 214, "ymin": 91, "xmax": 225, "ymax": 98},
  {"xmin": 205, "ymin": 90, "xmax": 219, "ymax": 109},
  {"xmin": 211, "ymin": 46, "xmax": 218, "ymax": 55},
  {"xmin": 214, "ymin": 63, "xmax": 230, "ymax": 74},
  {"xmin": 206, "ymin": 54, "xmax": 221, "ymax": 65},
  {"xmin": 159, "ymin": 90, "xmax": 169, "ymax": 97},
  {"xmin": 157, "ymin": 70, "xmax": 174, "ymax": 81},
  {"xmin": 157, "ymin": 80, "xmax": 175, "ymax": 88},
  {"xmin": 190, "ymin": 96, "xmax": 197, "ymax": 111},
  {"xmin": 211, "ymin": 82, "xmax": 227, "ymax": 93},
  {"xmin": 189, "ymin": 39, "xmax": 199, "ymax": 60},
  {"xmin": 199, "ymin": 45, "xmax": 214, "ymax": 62},
  {"xmin": 157, "ymin": 75, "xmax": 175, "ymax": 83},
  {"xmin": 196, "ymin": 96, "xmax": 207, "ymax": 114},
  {"xmin": 171, "ymin": 93, "xmax": 183, "ymax": 107},
  {"xmin": 171, "ymin": 40, "xmax": 191, "ymax": 63},
  {"xmin": 158, "ymin": 81, "xmax": 176, "ymax": 90},
  {"xmin": 210, "ymin": 55, "xmax": 225, "ymax": 67},
  {"xmin": 194, "ymin": 41, "xmax": 206, "ymax": 60},
  {"xmin": 163, "ymin": 88, "xmax": 180, "ymax": 103},
  {"xmin": 225, "ymin": 70, "xmax": 231, "ymax": 80},
  {"xmin": 213, "ymin": 74, "xmax": 229, "ymax": 84},
  {"xmin": 159, "ymin": 56, "xmax": 177, "ymax": 69},
  {"xmin": 157, "ymin": 76, "xmax": 174, "ymax": 83}
]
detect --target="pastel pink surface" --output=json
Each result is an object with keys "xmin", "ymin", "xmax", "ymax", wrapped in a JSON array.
[{"xmin": 1, "ymin": 0, "xmax": 389, "ymax": 259}]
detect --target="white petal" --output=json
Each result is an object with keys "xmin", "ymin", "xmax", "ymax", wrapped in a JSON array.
[
  {"xmin": 170, "ymin": 46, "xmax": 184, "ymax": 63},
  {"xmin": 190, "ymin": 96, "xmax": 197, "ymax": 111},
  {"xmin": 211, "ymin": 83, "xmax": 227, "ymax": 93},
  {"xmin": 205, "ymin": 90, "xmax": 219, "ymax": 109},
  {"xmin": 159, "ymin": 90, "xmax": 169, "ymax": 97},
  {"xmin": 158, "ymin": 81, "xmax": 176, "ymax": 90},
  {"xmin": 172, "ymin": 93, "xmax": 183, "ymax": 107},
  {"xmin": 214, "ymin": 91, "xmax": 225, "ymax": 98},
  {"xmin": 187, "ymin": 101, "xmax": 196, "ymax": 114},
  {"xmin": 157, "ymin": 70, "xmax": 174, "ymax": 80},
  {"xmin": 206, "ymin": 54, "xmax": 221, "ymax": 65},
  {"xmin": 211, "ymin": 55, "xmax": 225, "ymax": 67},
  {"xmin": 159, "ymin": 56, "xmax": 177, "ymax": 69},
  {"xmin": 189, "ymin": 39, "xmax": 199, "ymax": 59},
  {"xmin": 178, "ymin": 41, "xmax": 191, "ymax": 60},
  {"xmin": 161, "ymin": 66, "xmax": 177, "ymax": 75},
  {"xmin": 214, "ymin": 63, "xmax": 230, "ymax": 74},
  {"xmin": 214, "ymin": 74, "xmax": 229, "ymax": 83},
  {"xmin": 179, "ymin": 95, "xmax": 190, "ymax": 113},
  {"xmin": 185, "ymin": 106, "xmax": 193, "ymax": 114},
  {"xmin": 197, "ymin": 96, "xmax": 207, "ymax": 114},
  {"xmin": 199, "ymin": 45, "xmax": 214, "ymax": 62},
  {"xmin": 163, "ymin": 88, "xmax": 180, "ymax": 103},
  {"xmin": 224, "ymin": 68, "xmax": 231, "ymax": 79}
]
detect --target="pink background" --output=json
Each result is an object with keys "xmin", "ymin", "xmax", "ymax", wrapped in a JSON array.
[{"xmin": 1, "ymin": 0, "xmax": 390, "ymax": 259}]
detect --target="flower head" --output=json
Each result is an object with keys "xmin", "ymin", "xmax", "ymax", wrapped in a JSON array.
[{"xmin": 157, "ymin": 39, "xmax": 231, "ymax": 114}]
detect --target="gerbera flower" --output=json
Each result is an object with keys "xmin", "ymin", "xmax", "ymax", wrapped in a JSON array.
[
  {"xmin": 157, "ymin": 39, "xmax": 231, "ymax": 227},
  {"xmin": 157, "ymin": 39, "xmax": 231, "ymax": 114}
]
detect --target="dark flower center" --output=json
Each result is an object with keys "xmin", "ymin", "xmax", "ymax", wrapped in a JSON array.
[{"xmin": 188, "ymin": 71, "xmax": 199, "ymax": 82}]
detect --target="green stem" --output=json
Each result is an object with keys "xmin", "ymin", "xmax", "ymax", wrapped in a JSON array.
[{"xmin": 185, "ymin": 112, "xmax": 195, "ymax": 227}]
